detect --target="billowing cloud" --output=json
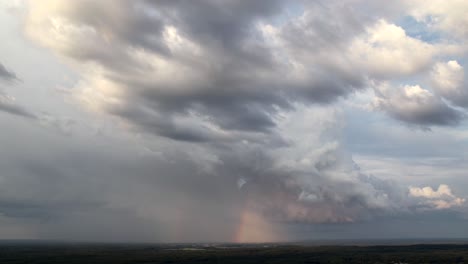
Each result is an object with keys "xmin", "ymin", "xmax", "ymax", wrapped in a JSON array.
[
  {"xmin": 25, "ymin": 0, "xmax": 468, "ymax": 134},
  {"xmin": 372, "ymin": 83, "xmax": 464, "ymax": 127},
  {"xmin": 349, "ymin": 20, "xmax": 437, "ymax": 78},
  {"xmin": 22, "ymin": 0, "xmax": 468, "ymax": 222},
  {"xmin": 409, "ymin": 184, "xmax": 466, "ymax": 209},
  {"xmin": 432, "ymin": 60, "xmax": 468, "ymax": 108},
  {"xmin": 24, "ymin": 0, "xmax": 376, "ymax": 144},
  {"xmin": 0, "ymin": 0, "xmax": 464, "ymax": 242},
  {"xmin": 26, "ymin": 0, "xmax": 287, "ymax": 141}
]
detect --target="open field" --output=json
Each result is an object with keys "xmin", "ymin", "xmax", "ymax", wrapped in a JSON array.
[{"xmin": 0, "ymin": 242, "xmax": 468, "ymax": 264}]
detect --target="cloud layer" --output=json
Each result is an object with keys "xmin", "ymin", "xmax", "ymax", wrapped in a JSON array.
[
  {"xmin": 0, "ymin": 0, "xmax": 465, "ymax": 242},
  {"xmin": 26, "ymin": 0, "xmax": 468, "ymax": 132}
]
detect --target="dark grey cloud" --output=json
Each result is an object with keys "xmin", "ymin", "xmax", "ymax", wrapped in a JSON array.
[
  {"xmin": 49, "ymin": 1, "xmax": 168, "ymax": 73},
  {"xmin": 0, "ymin": 64, "xmax": 34, "ymax": 119},
  {"xmin": 0, "ymin": 130, "xmax": 419, "ymax": 240},
  {"xmin": 25, "ymin": 0, "xmax": 468, "ymax": 131},
  {"xmin": 149, "ymin": 0, "xmax": 283, "ymax": 57},
  {"xmin": 385, "ymin": 101, "xmax": 463, "ymax": 127},
  {"xmin": 0, "ymin": 102, "xmax": 465, "ymax": 242},
  {"xmin": 0, "ymin": 63, "xmax": 18, "ymax": 82},
  {"xmin": 281, "ymin": 1, "xmax": 366, "ymax": 53},
  {"xmin": 0, "ymin": 93, "xmax": 37, "ymax": 119},
  {"xmin": 28, "ymin": 0, "xmax": 376, "ymax": 143},
  {"xmin": 0, "ymin": 118, "xmax": 247, "ymax": 241},
  {"xmin": 0, "ymin": 102, "xmax": 36, "ymax": 119}
]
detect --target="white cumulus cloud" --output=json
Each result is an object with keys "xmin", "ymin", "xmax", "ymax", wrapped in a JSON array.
[
  {"xmin": 409, "ymin": 184, "xmax": 466, "ymax": 209},
  {"xmin": 431, "ymin": 60, "xmax": 468, "ymax": 107}
]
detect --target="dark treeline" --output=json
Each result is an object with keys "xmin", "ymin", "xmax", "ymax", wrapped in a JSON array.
[{"xmin": 0, "ymin": 244, "xmax": 468, "ymax": 263}]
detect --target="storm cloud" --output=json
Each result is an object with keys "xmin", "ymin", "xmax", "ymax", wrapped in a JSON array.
[
  {"xmin": 0, "ymin": 0, "xmax": 466, "ymax": 242},
  {"xmin": 26, "ymin": 0, "xmax": 371, "ymax": 142}
]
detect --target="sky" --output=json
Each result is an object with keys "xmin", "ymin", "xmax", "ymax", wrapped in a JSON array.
[{"xmin": 0, "ymin": 0, "xmax": 467, "ymax": 243}]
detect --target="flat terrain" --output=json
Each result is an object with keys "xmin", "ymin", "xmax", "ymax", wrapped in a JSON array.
[{"xmin": 0, "ymin": 243, "xmax": 468, "ymax": 263}]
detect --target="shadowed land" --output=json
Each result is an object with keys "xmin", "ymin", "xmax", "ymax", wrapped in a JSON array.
[{"xmin": 0, "ymin": 241, "xmax": 468, "ymax": 264}]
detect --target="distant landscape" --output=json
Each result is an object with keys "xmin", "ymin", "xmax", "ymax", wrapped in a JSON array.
[{"xmin": 1, "ymin": 241, "xmax": 468, "ymax": 264}]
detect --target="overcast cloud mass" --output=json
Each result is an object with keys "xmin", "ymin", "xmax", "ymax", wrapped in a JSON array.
[{"xmin": 0, "ymin": 0, "xmax": 467, "ymax": 242}]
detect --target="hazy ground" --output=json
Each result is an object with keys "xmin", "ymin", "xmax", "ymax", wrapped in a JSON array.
[{"xmin": 0, "ymin": 240, "xmax": 468, "ymax": 263}]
